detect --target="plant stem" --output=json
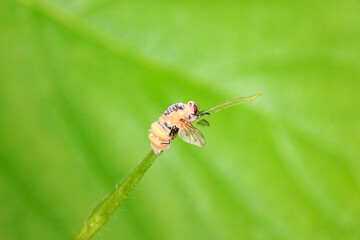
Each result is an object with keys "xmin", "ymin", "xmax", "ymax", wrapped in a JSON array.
[
  {"xmin": 74, "ymin": 93, "xmax": 261, "ymax": 240},
  {"xmin": 74, "ymin": 151, "xmax": 160, "ymax": 240}
]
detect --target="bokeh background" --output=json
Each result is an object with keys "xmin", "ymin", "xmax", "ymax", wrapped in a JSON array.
[{"xmin": 1, "ymin": 0, "xmax": 360, "ymax": 239}]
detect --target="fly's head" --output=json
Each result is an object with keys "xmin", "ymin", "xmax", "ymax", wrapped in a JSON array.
[{"xmin": 185, "ymin": 101, "xmax": 200, "ymax": 122}]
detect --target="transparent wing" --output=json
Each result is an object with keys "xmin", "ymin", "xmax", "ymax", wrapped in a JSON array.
[
  {"xmin": 196, "ymin": 119, "xmax": 210, "ymax": 127},
  {"xmin": 178, "ymin": 120, "xmax": 206, "ymax": 147}
]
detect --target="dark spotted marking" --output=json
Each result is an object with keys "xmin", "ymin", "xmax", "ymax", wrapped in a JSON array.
[
  {"xmin": 157, "ymin": 121, "xmax": 168, "ymax": 132},
  {"xmin": 164, "ymin": 121, "xmax": 172, "ymax": 130},
  {"xmin": 163, "ymin": 103, "xmax": 185, "ymax": 116}
]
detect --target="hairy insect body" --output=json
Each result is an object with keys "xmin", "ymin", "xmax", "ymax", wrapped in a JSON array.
[{"xmin": 149, "ymin": 101, "xmax": 207, "ymax": 154}]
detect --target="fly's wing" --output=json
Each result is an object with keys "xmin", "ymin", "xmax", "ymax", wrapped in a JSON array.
[
  {"xmin": 178, "ymin": 120, "xmax": 206, "ymax": 147},
  {"xmin": 196, "ymin": 119, "xmax": 210, "ymax": 127}
]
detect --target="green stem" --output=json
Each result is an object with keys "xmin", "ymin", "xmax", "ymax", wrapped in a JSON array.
[
  {"xmin": 74, "ymin": 93, "xmax": 261, "ymax": 240},
  {"xmin": 74, "ymin": 151, "xmax": 160, "ymax": 240}
]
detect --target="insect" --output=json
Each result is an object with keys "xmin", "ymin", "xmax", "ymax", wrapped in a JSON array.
[{"xmin": 149, "ymin": 101, "xmax": 209, "ymax": 154}]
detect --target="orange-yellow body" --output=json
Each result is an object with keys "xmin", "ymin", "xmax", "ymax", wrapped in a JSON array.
[{"xmin": 149, "ymin": 101, "xmax": 200, "ymax": 154}]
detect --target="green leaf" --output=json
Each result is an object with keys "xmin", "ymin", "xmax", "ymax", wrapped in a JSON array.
[{"xmin": 1, "ymin": 0, "xmax": 359, "ymax": 239}]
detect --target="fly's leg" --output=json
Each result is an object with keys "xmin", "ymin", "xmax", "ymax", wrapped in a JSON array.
[
  {"xmin": 192, "ymin": 112, "xmax": 210, "ymax": 118},
  {"xmin": 161, "ymin": 140, "xmax": 171, "ymax": 145},
  {"xmin": 169, "ymin": 125, "xmax": 179, "ymax": 137},
  {"xmin": 198, "ymin": 112, "xmax": 210, "ymax": 117},
  {"xmin": 190, "ymin": 112, "xmax": 210, "ymax": 119},
  {"xmin": 161, "ymin": 126, "xmax": 178, "ymax": 144}
]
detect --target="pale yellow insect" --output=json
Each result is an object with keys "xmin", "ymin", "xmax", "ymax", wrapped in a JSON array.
[{"xmin": 149, "ymin": 101, "xmax": 209, "ymax": 154}]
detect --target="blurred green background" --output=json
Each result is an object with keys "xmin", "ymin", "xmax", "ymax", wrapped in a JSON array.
[{"xmin": 1, "ymin": 0, "xmax": 360, "ymax": 239}]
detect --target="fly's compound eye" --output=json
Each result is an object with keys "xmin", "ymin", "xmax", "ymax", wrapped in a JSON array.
[
  {"xmin": 193, "ymin": 103, "xmax": 198, "ymax": 114},
  {"xmin": 188, "ymin": 101, "xmax": 199, "ymax": 114}
]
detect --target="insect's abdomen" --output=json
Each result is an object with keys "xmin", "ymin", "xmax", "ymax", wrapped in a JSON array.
[{"xmin": 149, "ymin": 119, "xmax": 171, "ymax": 154}]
